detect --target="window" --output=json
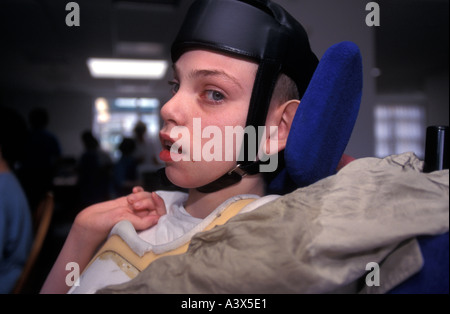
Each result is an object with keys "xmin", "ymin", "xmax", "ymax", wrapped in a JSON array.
[
  {"xmin": 93, "ymin": 97, "xmax": 160, "ymax": 160},
  {"xmin": 374, "ymin": 104, "xmax": 426, "ymax": 159}
]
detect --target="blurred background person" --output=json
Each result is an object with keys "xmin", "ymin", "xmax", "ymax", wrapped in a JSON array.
[
  {"xmin": 133, "ymin": 121, "xmax": 162, "ymax": 177},
  {"xmin": 0, "ymin": 105, "xmax": 33, "ymax": 294},
  {"xmin": 113, "ymin": 137, "xmax": 139, "ymax": 197},
  {"xmin": 76, "ymin": 130, "xmax": 113, "ymax": 208},
  {"xmin": 18, "ymin": 107, "xmax": 61, "ymax": 212}
]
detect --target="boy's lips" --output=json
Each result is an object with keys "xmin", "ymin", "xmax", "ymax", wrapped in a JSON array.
[
  {"xmin": 159, "ymin": 149, "xmax": 173, "ymax": 162},
  {"xmin": 159, "ymin": 132, "xmax": 184, "ymax": 162}
]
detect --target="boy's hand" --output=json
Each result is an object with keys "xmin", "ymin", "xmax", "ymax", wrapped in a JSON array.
[
  {"xmin": 127, "ymin": 186, "xmax": 167, "ymax": 218},
  {"xmin": 41, "ymin": 192, "xmax": 164, "ymax": 294},
  {"xmin": 73, "ymin": 187, "xmax": 166, "ymax": 245}
]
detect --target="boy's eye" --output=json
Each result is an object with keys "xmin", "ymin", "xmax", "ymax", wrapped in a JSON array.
[
  {"xmin": 168, "ymin": 81, "xmax": 179, "ymax": 94},
  {"xmin": 205, "ymin": 90, "xmax": 225, "ymax": 102}
]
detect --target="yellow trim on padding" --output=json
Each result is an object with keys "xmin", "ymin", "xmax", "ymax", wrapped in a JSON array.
[{"xmin": 85, "ymin": 198, "xmax": 256, "ymax": 277}]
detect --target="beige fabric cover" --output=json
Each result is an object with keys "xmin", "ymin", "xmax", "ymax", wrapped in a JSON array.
[{"xmin": 98, "ymin": 152, "xmax": 449, "ymax": 294}]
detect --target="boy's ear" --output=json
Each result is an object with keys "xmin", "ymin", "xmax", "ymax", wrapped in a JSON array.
[{"xmin": 263, "ymin": 99, "xmax": 299, "ymax": 154}]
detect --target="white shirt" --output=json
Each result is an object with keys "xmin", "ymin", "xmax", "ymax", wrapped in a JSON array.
[{"xmin": 137, "ymin": 191, "xmax": 200, "ymax": 245}]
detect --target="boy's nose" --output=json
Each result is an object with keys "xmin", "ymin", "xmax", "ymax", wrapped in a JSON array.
[{"xmin": 160, "ymin": 93, "xmax": 184, "ymax": 126}]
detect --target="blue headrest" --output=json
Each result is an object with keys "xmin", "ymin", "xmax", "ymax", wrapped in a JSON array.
[
  {"xmin": 388, "ymin": 232, "xmax": 449, "ymax": 294},
  {"xmin": 269, "ymin": 41, "xmax": 362, "ymax": 194}
]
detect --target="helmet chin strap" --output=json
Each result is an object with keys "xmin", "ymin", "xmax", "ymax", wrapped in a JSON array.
[
  {"xmin": 156, "ymin": 162, "xmax": 261, "ymax": 194},
  {"xmin": 195, "ymin": 161, "xmax": 262, "ymax": 193}
]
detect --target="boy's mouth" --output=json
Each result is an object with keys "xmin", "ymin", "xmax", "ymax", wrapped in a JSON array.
[
  {"xmin": 159, "ymin": 132, "xmax": 184, "ymax": 162},
  {"xmin": 163, "ymin": 140, "xmax": 183, "ymax": 154}
]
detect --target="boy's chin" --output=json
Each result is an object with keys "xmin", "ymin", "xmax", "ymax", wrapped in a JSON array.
[
  {"xmin": 165, "ymin": 166, "xmax": 227, "ymax": 191},
  {"xmin": 164, "ymin": 167, "xmax": 198, "ymax": 189}
]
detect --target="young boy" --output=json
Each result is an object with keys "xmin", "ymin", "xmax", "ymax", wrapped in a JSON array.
[{"xmin": 40, "ymin": 0, "xmax": 318, "ymax": 293}]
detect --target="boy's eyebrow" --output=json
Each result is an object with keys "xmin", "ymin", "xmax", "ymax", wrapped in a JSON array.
[{"xmin": 172, "ymin": 64, "xmax": 243, "ymax": 90}]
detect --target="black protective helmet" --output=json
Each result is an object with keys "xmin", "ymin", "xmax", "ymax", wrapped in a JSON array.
[{"xmin": 169, "ymin": 0, "xmax": 318, "ymax": 192}]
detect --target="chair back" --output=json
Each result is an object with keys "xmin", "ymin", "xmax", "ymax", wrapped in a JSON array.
[
  {"xmin": 12, "ymin": 191, "xmax": 54, "ymax": 294},
  {"xmin": 269, "ymin": 41, "xmax": 362, "ymax": 194}
]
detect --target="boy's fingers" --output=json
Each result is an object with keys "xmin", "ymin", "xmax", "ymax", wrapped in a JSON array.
[
  {"xmin": 127, "ymin": 189, "xmax": 148, "ymax": 204},
  {"xmin": 127, "ymin": 195, "xmax": 135, "ymax": 205},
  {"xmin": 129, "ymin": 214, "xmax": 160, "ymax": 231},
  {"xmin": 133, "ymin": 198, "xmax": 156, "ymax": 211},
  {"xmin": 132, "ymin": 186, "xmax": 144, "ymax": 193},
  {"xmin": 126, "ymin": 190, "xmax": 166, "ymax": 217},
  {"xmin": 152, "ymin": 192, "xmax": 167, "ymax": 216},
  {"xmin": 132, "ymin": 208, "xmax": 150, "ymax": 218}
]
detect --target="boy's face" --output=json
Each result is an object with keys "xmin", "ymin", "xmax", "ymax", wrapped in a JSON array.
[{"xmin": 159, "ymin": 49, "xmax": 258, "ymax": 189}]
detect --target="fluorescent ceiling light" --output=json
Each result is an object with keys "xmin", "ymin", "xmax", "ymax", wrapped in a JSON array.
[{"xmin": 87, "ymin": 58, "xmax": 168, "ymax": 79}]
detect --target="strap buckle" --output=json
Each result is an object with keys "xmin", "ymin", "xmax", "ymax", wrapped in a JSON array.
[{"xmin": 228, "ymin": 164, "xmax": 248, "ymax": 178}]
